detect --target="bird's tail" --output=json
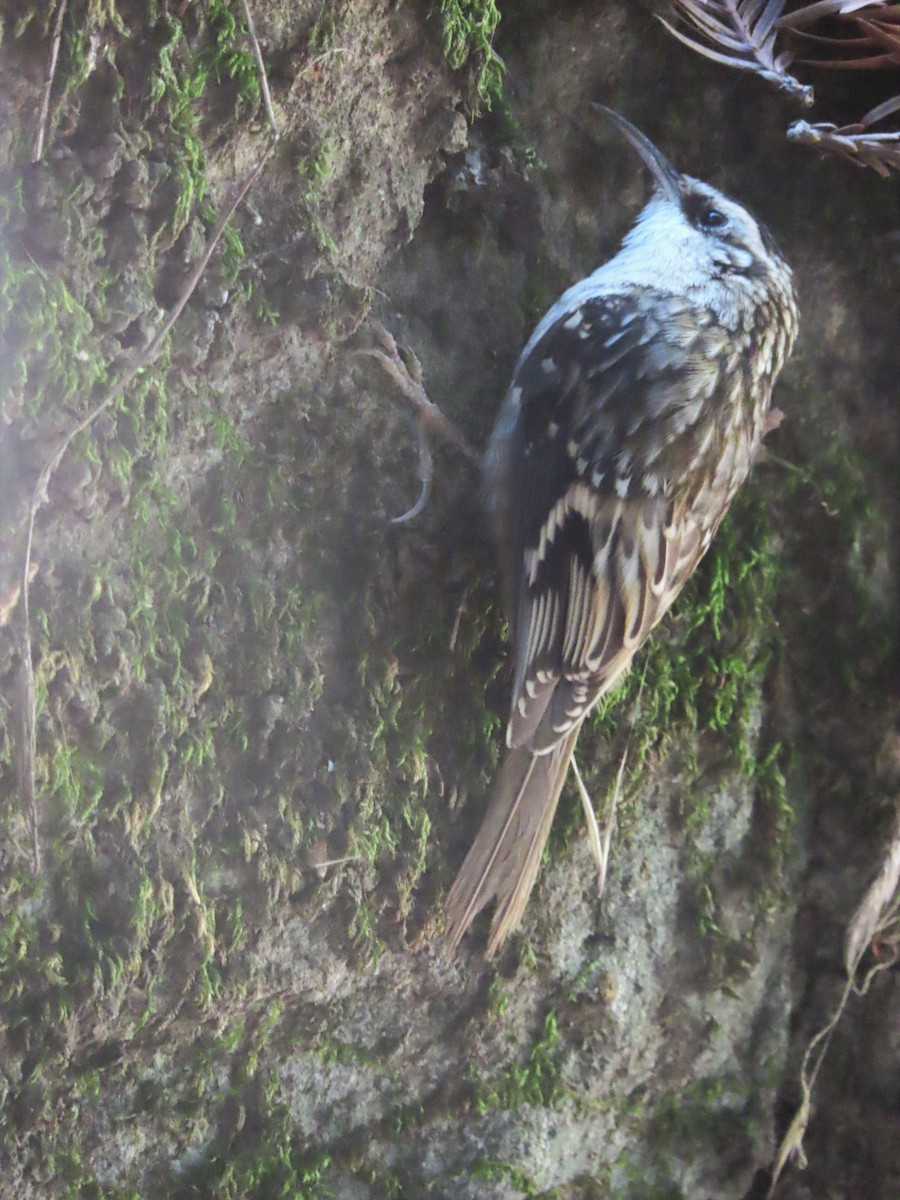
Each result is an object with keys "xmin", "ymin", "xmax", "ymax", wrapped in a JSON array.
[{"xmin": 445, "ymin": 725, "xmax": 581, "ymax": 957}]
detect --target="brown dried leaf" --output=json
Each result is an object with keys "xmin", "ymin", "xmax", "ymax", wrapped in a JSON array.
[
  {"xmin": 844, "ymin": 804, "xmax": 900, "ymax": 981},
  {"xmin": 768, "ymin": 1092, "xmax": 812, "ymax": 1195}
]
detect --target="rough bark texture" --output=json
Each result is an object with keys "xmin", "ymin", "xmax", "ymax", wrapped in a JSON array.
[{"xmin": 0, "ymin": 2, "xmax": 897, "ymax": 1198}]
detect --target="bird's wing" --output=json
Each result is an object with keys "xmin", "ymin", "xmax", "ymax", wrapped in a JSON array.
[{"xmin": 497, "ymin": 290, "xmax": 728, "ymax": 752}]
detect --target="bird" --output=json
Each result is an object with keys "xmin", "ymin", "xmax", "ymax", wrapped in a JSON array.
[{"xmin": 444, "ymin": 108, "xmax": 799, "ymax": 958}]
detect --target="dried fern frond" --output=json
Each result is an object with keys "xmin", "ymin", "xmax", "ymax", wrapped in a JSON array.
[
  {"xmin": 788, "ymin": 94, "xmax": 900, "ymax": 173},
  {"xmin": 659, "ymin": 1, "xmax": 815, "ymax": 103},
  {"xmin": 656, "ymin": 2, "xmax": 900, "ymax": 170},
  {"xmin": 778, "ymin": 0, "xmax": 900, "ymax": 70}
]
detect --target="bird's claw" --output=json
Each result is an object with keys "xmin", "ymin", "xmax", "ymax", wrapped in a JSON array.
[
  {"xmin": 361, "ymin": 319, "xmax": 479, "ymax": 523},
  {"xmin": 368, "ymin": 320, "xmax": 425, "ymax": 387},
  {"xmin": 390, "ymin": 421, "xmax": 433, "ymax": 524}
]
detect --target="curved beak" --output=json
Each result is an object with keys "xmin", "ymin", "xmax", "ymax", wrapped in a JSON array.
[{"xmin": 593, "ymin": 106, "xmax": 682, "ymax": 206}]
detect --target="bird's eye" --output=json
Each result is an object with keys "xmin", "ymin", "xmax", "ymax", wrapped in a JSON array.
[{"xmin": 701, "ymin": 206, "xmax": 727, "ymax": 230}]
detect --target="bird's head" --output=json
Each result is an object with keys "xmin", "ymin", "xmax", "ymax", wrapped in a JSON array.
[{"xmin": 594, "ymin": 107, "xmax": 791, "ymax": 303}]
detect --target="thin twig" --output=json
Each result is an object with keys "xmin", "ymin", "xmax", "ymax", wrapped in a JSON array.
[
  {"xmin": 239, "ymin": 0, "xmax": 278, "ymax": 133},
  {"xmin": 31, "ymin": 0, "xmax": 69, "ymax": 164},
  {"xmin": 768, "ymin": 975, "xmax": 850, "ymax": 1195},
  {"xmin": 16, "ymin": 2, "xmax": 280, "ymax": 870},
  {"xmin": 311, "ymin": 855, "xmax": 360, "ymax": 878},
  {"xmin": 768, "ymin": 800, "xmax": 900, "ymax": 1195},
  {"xmin": 572, "ymin": 758, "xmax": 603, "ymax": 874},
  {"xmin": 448, "ymin": 585, "xmax": 471, "ymax": 653},
  {"xmin": 17, "ymin": 650, "xmax": 39, "ymax": 874},
  {"xmin": 572, "ymin": 746, "xmax": 627, "ymax": 899}
]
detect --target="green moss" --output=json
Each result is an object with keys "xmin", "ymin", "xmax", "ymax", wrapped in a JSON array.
[
  {"xmin": 344, "ymin": 646, "xmax": 439, "ymax": 942},
  {"xmin": 361, "ymin": 1169, "xmax": 406, "ymax": 1199},
  {"xmin": 296, "ymin": 140, "xmax": 336, "ymax": 193},
  {"xmin": 747, "ymin": 739, "xmax": 796, "ymax": 911},
  {"xmin": 436, "ymin": 0, "xmax": 505, "ymax": 113},
  {"xmin": 786, "ymin": 437, "xmax": 894, "ymax": 685},
  {"xmin": 475, "ymin": 1009, "xmax": 562, "ymax": 1111},
  {"xmin": 0, "ymin": 250, "xmax": 110, "ymax": 425},
  {"xmin": 487, "ymin": 971, "xmax": 510, "ymax": 1018},
  {"xmin": 292, "ymin": 138, "xmax": 340, "ymax": 259},
  {"xmin": 489, "ymin": 92, "xmax": 548, "ymax": 177},
  {"xmin": 467, "ymin": 1159, "xmax": 542, "ymax": 1195},
  {"xmin": 307, "ymin": 0, "xmax": 350, "ymax": 56},
  {"xmin": 640, "ymin": 492, "xmax": 781, "ymax": 759},
  {"xmin": 307, "ymin": 531, "xmax": 503, "ymax": 951},
  {"xmin": 205, "ymin": 0, "xmax": 261, "ymax": 109},
  {"xmin": 198, "ymin": 1134, "xmax": 333, "ymax": 1200},
  {"xmin": 606, "ymin": 1073, "xmax": 769, "ymax": 1200},
  {"xmin": 146, "ymin": 15, "xmax": 210, "ymax": 240}
]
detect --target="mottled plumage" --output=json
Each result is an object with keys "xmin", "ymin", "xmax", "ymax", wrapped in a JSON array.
[{"xmin": 446, "ymin": 111, "xmax": 798, "ymax": 957}]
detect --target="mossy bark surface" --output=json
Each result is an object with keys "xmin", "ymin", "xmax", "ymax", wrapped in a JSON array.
[{"xmin": 0, "ymin": 2, "xmax": 897, "ymax": 1198}]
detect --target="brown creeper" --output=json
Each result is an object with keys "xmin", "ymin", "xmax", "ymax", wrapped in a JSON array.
[{"xmin": 445, "ymin": 109, "xmax": 799, "ymax": 957}]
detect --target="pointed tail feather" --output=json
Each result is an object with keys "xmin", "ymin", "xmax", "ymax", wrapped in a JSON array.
[{"xmin": 445, "ymin": 726, "xmax": 581, "ymax": 957}]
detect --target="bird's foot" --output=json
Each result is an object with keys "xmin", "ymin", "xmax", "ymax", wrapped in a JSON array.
[{"xmin": 360, "ymin": 321, "xmax": 479, "ymax": 523}]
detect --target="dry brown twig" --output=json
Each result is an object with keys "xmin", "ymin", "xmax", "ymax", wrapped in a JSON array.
[
  {"xmin": 31, "ymin": 0, "xmax": 69, "ymax": 164},
  {"xmin": 768, "ymin": 801, "xmax": 900, "ymax": 1196},
  {"xmin": 15, "ymin": 0, "xmax": 281, "ymax": 872}
]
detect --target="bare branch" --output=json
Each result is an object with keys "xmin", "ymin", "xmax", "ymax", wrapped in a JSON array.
[
  {"xmin": 31, "ymin": 0, "xmax": 69, "ymax": 164},
  {"xmin": 239, "ymin": 0, "xmax": 279, "ymax": 136}
]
